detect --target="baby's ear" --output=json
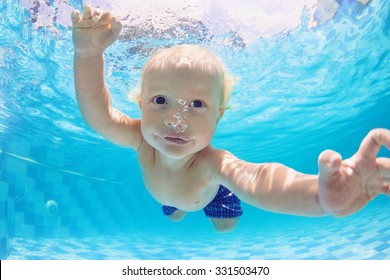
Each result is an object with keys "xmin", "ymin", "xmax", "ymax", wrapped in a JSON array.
[
  {"xmin": 136, "ymin": 94, "xmax": 142, "ymax": 109},
  {"xmin": 217, "ymin": 108, "xmax": 225, "ymax": 123}
]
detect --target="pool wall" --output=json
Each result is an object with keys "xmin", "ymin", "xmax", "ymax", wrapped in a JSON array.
[
  {"xmin": 0, "ymin": 137, "xmax": 161, "ymax": 259},
  {"xmin": 0, "ymin": 181, "xmax": 9, "ymax": 259}
]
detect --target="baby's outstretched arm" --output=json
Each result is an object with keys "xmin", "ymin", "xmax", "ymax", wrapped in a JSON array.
[
  {"xmin": 72, "ymin": 6, "xmax": 141, "ymax": 149},
  {"xmin": 211, "ymin": 153, "xmax": 324, "ymax": 216},
  {"xmin": 210, "ymin": 129, "xmax": 390, "ymax": 217}
]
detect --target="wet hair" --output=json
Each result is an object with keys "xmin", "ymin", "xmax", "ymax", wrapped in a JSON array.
[{"xmin": 139, "ymin": 44, "xmax": 236, "ymax": 113}]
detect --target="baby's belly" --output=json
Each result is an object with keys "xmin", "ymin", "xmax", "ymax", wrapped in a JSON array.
[{"xmin": 146, "ymin": 184, "xmax": 219, "ymax": 212}]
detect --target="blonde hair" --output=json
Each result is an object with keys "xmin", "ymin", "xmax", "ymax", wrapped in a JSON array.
[{"xmin": 134, "ymin": 45, "xmax": 236, "ymax": 113}]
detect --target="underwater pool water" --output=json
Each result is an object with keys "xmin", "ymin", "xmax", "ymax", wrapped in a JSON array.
[{"xmin": 0, "ymin": 0, "xmax": 389, "ymax": 260}]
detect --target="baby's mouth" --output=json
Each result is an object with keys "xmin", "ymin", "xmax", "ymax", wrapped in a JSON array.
[{"xmin": 163, "ymin": 136, "xmax": 190, "ymax": 145}]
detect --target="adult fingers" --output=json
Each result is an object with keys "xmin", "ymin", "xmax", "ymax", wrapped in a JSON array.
[
  {"xmin": 318, "ymin": 149, "xmax": 342, "ymax": 180},
  {"xmin": 358, "ymin": 128, "xmax": 390, "ymax": 161}
]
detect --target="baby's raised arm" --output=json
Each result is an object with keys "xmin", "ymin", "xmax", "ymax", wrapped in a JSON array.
[{"xmin": 72, "ymin": 5, "xmax": 142, "ymax": 149}]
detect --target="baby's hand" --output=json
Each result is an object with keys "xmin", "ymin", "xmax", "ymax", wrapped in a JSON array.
[
  {"xmin": 318, "ymin": 128, "xmax": 390, "ymax": 216},
  {"xmin": 71, "ymin": 5, "xmax": 122, "ymax": 57}
]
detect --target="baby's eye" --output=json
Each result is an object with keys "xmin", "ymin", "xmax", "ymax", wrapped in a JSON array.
[
  {"xmin": 153, "ymin": 96, "xmax": 167, "ymax": 105},
  {"xmin": 191, "ymin": 100, "xmax": 205, "ymax": 108}
]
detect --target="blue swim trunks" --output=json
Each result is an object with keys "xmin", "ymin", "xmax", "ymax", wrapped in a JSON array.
[{"xmin": 162, "ymin": 185, "xmax": 243, "ymax": 219}]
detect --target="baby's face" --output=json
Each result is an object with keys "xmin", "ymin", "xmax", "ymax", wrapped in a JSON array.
[{"xmin": 140, "ymin": 65, "xmax": 222, "ymax": 159}]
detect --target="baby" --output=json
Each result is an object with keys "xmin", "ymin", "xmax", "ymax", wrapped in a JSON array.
[{"xmin": 71, "ymin": 5, "xmax": 390, "ymax": 232}]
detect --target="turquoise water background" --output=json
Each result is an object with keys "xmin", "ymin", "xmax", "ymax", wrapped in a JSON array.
[{"xmin": 0, "ymin": 0, "xmax": 389, "ymax": 259}]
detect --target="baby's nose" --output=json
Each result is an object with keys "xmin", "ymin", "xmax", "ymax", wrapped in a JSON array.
[
  {"xmin": 164, "ymin": 113, "xmax": 188, "ymax": 133},
  {"xmin": 164, "ymin": 118, "xmax": 184, "ymax": 128}
]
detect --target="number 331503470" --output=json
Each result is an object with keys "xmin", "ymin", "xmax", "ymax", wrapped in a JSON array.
[{"xmin": 215, "ymin": 266, "xmax": 270, "ymax": 276}]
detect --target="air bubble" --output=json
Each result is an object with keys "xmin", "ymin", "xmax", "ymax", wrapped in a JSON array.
[
  {"xmin": 177, "ymin": 99, "xmax": 187, "ymax": 106},
  {"xmin": 45, "ymin": 200, "xmax": 59, "ymax": 216}
]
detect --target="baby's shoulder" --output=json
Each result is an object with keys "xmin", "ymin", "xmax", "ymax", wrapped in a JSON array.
[
  {"xmin": 196, "ymin": 147, "xmax": 239, "ymax": 184},
  {"xmin": 199, "ymin": 146, "xmax": 233, "ymax": 169}
]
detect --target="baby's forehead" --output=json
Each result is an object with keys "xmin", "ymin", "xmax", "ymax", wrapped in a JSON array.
[
  {"xmin": 140, "ymin": 46, "xmax": 225, "ymax": 101},
  {"xmin": 143, "ymin": 65, "xmax": 222, "ymax": 97},
  {"xmin": 143, "ymin": 46, "xmax": 223, "ymax": 75}
]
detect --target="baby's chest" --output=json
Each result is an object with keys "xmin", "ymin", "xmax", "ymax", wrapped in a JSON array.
[{"xmin": 136, "ymin": 145, "xmax": 218, "ymax": 210}]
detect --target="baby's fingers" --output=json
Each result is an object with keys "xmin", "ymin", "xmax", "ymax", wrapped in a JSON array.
[
  {"xmin": 109, "ymin": 16, "xmax": 122, "ymax": 37},
  {"xmin": 71, "ymin": 10, "xmax": 81, "ymax": 25},
  {"xmin": 318, "ymin": 149, "xmax": 342, "ymax": 179},
  {"xmin": 82, "ymin": 5, "xmax": 93, "ymax": 20},
  {"xmin": 92, "ymin": 8, "xmax": 102, "ymax": 22},
  {"xmin": 358, "ymin": 128, "xmax": 390, "ymax": 161},
  {"xmin": 375, "ymin": 157, "xmax": 390, "ymax": 195},
  {"xmin": 377, "ymin": 157, "xmax": 390, "ymax": 176},
  {"xmin": 99, "ymin": 11, "xmax": 112, "ymax": 25},
  {"xmin": 377, "ymin": 157, "xmax": 390, "ymax": 183},
  {"xmin": 381, "ymin": 183, "xmax": 390, "ymax": 196}
]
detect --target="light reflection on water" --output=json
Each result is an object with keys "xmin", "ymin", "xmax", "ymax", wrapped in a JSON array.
[{"xmin": 0, "ymin": 0, "xmax": 389, "ymax": 239}]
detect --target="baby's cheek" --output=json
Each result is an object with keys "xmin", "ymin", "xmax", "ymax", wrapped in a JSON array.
[
  {"xmin": 140, "ymin": 116, "xmax": 153, "ymax": 136},
  {"xmin": 197, "ymin": 120, "xmax": 216, "ymax": 137}
]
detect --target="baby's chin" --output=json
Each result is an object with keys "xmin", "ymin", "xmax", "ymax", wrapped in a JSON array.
[
  {"xmin": 156, "ymin": 139, "xmax": 207, "ymax": 160},
  {"xmin": 156, "ymin": 147, "xmax": 200, "ymax": 161}
]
